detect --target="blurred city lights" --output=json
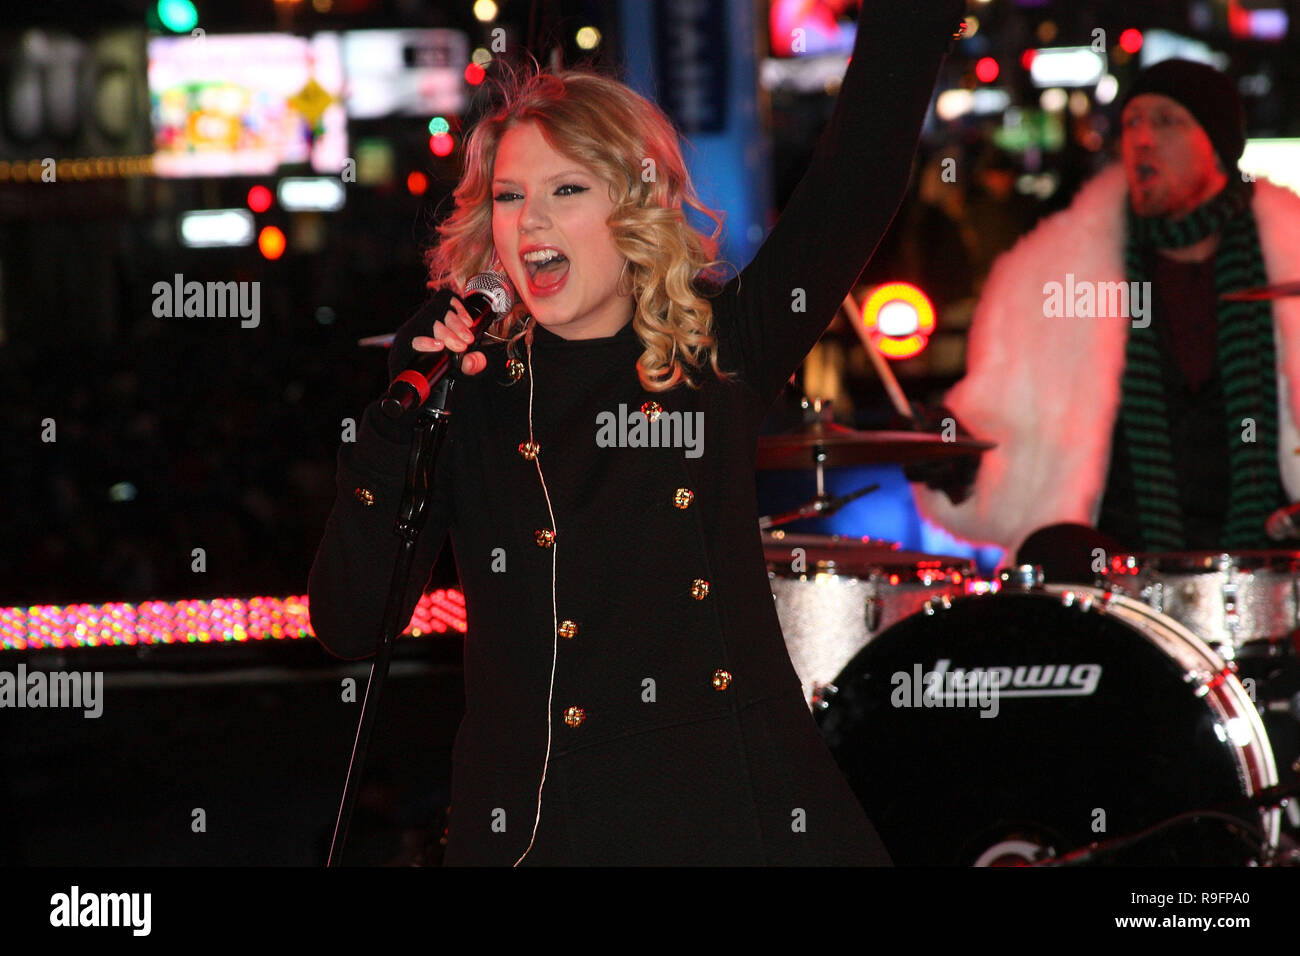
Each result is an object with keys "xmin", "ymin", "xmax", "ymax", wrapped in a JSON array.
[
  {"xmin": 1095, "ymin": 73, "xmax": 1120, "ymax": 105},
  {"xmin": 156, "ymin": 0, "xmax": 198, "ymax": 33},
  {"xmin": 1029, "ymin": 47, "xmax": 1106, "ymax": 87},
  {"xmin": 258, "ymin": 225, "xmax": 287, "ymax": 260},
  {"xmin": 430, "ymin": 132, "xmax": 455, "ymax": 157},
  {"xmin": 179, "ymin": 210, "xmax": 255, "ymax": 248},
  {"xmin": 247, "ymin": 185, "xmax": 273, "ymax": 214},
  {"xmin": 1039, "ymin": 87, "xmax": 1068, "ymax": 112},
  {"xmin": 278, "ymin": 177, "xmax": 346, "ymax": 212},
  {"xmin": 936, "ymin": 88, "xmax": 974, "ymax": 121},
  {"xmin": 861, "ymin": 282, "xmax": 935, "ymax": 360}
]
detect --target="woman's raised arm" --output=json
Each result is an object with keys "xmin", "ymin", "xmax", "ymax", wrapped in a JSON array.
[{"xmin": 718, "ymin": 0, "xmax": 964, "ymax": 409}]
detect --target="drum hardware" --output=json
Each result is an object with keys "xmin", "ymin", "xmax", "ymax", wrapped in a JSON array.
[
  {"xmin": 1182, "ymin": 667, "xmax": 1223, "ymax": 697},
  {"xmin": 1036, "ymin": 808, "xmax": 1290, "ymax": 867},
  {"xmin": 863, "ymin": 595, "xmax": 883, "ymax": 633},
  {"xmin": 758, "ymin": 481, "xmax": 880, "ymax": 531},
  {"xmin": 1224, "ymin": 580, "xmax": 1241, "ymax": 639},
  {"xmin": 1142, "ymin": 579, "xmax": 1165, "ymax": 615},
  {"xmin": 1060, "ymin": 589, "xmax": 1100, "ymax": 612},
  {"xmin": 998, "ymin": 565, "xmax": 1045, "ymax": 591},
  {"xmin": 811, "ymin": 681, "xmax": 838, "ymax": 711},
  {"xmin": 921, "ymin": 594, "xmax": 953, "ymax": 615}
]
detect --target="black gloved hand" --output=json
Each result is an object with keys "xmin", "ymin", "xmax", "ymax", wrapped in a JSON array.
[
  {"xmin": 890, "ymin": 401, "xmax": 980, "ymax": 505},
  {"xmin": 369, "ymin": 289, "xmax": 460, "ymax": 443}
]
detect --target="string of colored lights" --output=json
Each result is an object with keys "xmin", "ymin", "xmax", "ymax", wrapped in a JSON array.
[{"xmin": 0, "ymin": 590, "xmax": 468, "ymax": 652}]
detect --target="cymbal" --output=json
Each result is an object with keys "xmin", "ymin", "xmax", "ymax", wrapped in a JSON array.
[
  {"xmin": 756, "ymin": 421, "xmax": 995, "ymax": 470},
  {"xmin": 1221, "ymin": 280, "xmax": 1300, "ymax": 302},
  {"xmin": 760, "ymin": 532, "xmax": 975, "ymax": 570}
]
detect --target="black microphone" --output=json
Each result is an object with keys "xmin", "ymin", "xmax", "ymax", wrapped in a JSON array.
[
  {"xmin": 1265, "ymin": 501, "xmax": 1300, "ymax": 542},
  {"xmin": 380, "ymin": 271, "xmax": 514, "ymax": 419}
]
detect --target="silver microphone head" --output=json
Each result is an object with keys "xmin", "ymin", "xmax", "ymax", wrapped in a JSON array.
[{"xmin": 465, "ymin": 270, "xmax": 515, "ymax": 315}]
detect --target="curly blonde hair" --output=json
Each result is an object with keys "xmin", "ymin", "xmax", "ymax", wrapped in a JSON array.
[{"xmin": 424, "ymin": 61, "xmax": 735, "ymax": 391}]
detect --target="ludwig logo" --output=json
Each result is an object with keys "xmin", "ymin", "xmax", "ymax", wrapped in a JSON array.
[
  {"xmin": 974, "ymin": 659, "xmax": 1102, "ymax": 697},
  {"xmin": 891, "ymin": 658, "xmax": 1102, "ymax": 719}
]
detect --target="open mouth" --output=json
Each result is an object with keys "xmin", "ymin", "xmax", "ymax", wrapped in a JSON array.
[
  {"xmin": 522, "ymin": 249, "xmax": 570, "ymax": 290},
  {"xmin": 1135, "ymin": 163, "xmax": 1158, "ymax": 184}
]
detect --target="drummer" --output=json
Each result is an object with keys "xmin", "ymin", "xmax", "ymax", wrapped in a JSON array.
[{"xmin": 905, "ymin": 59, "xmax": 1300, "ymax": 581}]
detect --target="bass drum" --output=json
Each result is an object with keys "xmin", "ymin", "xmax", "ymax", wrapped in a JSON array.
[{"xmin": 817, "ymin": 584, "xmax": 1280, "ymax": 865}]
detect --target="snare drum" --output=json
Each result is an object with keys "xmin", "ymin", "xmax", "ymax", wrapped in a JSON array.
[
  {"xmin": 816, "ymin": 581, "xmax": 1280, "ymax": 865},
  {"xmin": 763, "ymin": 532, "xmax": 973, "ymax": 706},
  {"xmin": 1103, "ymin": 551, "xmax": 1300, "ymax": 654}
]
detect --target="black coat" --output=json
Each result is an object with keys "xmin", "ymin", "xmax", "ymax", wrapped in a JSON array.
[{"xmin": 309, "ymin": 1, "xmax": 961, "ymax": 865}]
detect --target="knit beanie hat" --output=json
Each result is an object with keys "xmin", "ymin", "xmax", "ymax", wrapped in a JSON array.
[{"xmin": 1122, "ymin": 58, "xmax": 1245, "ymax": 170}]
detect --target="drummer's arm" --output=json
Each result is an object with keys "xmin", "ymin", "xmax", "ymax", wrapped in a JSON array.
[
  {"xmin": 901, "ymin": 406, "xmax": 981, "ymax": 504},
  {"xmin": 841, "ymin": 298, "xmax": 981, "ymax": 501}
]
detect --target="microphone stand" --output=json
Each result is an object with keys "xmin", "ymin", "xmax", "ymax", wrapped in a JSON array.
[{"xmin": 326, "ymin": 367, "xmax": 459, "ymax": 867}]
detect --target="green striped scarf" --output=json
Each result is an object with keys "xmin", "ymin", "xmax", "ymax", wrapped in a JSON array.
[{"xmin": 1118, "ymin": 180, "xmax": 1284, "ymax": 550}]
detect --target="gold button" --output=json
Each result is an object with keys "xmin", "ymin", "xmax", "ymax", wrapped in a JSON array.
[
  {"xmin": 518, "ymin": 440, "xmax": 540, "ymax": 460},
  {"xmin": 563, "ymin": 705, "xmax": 585, "ymax": 727},
  {"xmin": 641, "ymin": 401, "xmax": 662, "ymax": 422},
  {"xmin": 353, "ymin": 487, "xmax": 376, "ymax": 507},
  {"xmin": 535, "ymin": 529, "xmax": 555, "ymax": 548},
  {"xmin": 558, "ymin": 619, "xmax": 578, "ymax": 639},
  {"xmin": 711, "ymin": 669, "xmax": 732, "ymax": 691},
  {"xmin": 506, "ymin": 358, "xmax": 525, "ymax": 382},
  {"xmin": 673, "ymin": 487, "xmax": 694, "ymax": 509},
  {"xmin": 690, "ymin": 578, "xmax": 710, "ymax": 600}
]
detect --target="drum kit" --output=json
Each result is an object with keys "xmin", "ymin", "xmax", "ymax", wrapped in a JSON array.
[{"xmin": 758, "ymin": 399, "xmax": 1300, "ymax": 867}]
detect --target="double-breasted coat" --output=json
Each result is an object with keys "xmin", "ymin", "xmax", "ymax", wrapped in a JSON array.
[{"xmin": 309, "ymin": 0, "xmax": 962, "ymax": 865}]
